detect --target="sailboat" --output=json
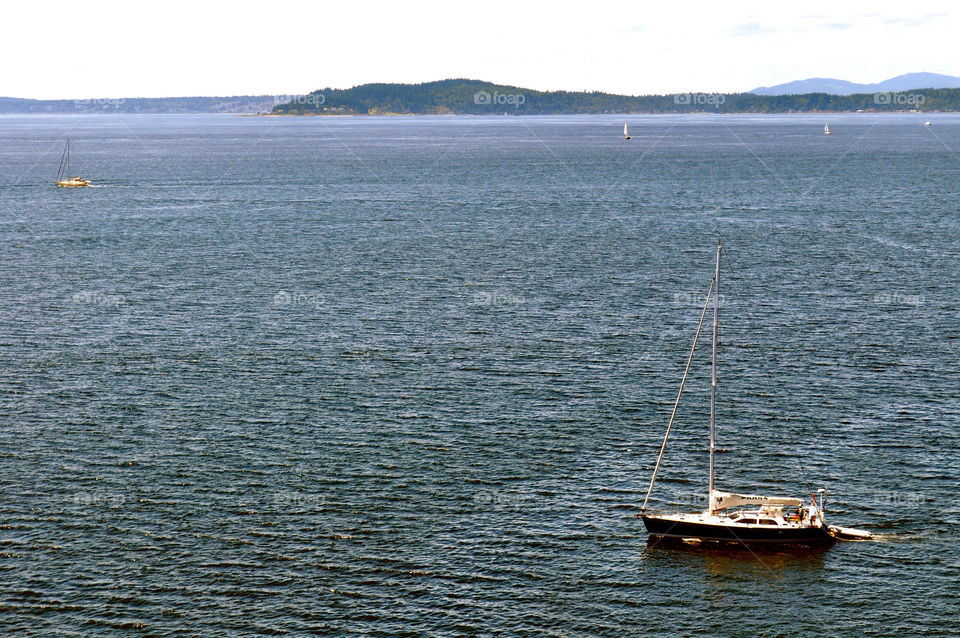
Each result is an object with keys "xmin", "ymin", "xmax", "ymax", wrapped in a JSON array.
[
  {"xmin": 55, "ymin": 139, "xmax": 90, "ymax": 187},
  {"xmin": 640, "ymin": 243, "xmax": 871, "ymax": 546},
  {"xmin": 824, "ymin": 123, "xmax": 831, "ymax": 135},
  {"xmin": 624, "ymin": 121, "xmax": 630, "ymax": 140}
]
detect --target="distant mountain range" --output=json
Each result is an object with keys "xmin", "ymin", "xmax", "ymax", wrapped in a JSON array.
[{"xmin": 751, "ymin": 72, "xmax": 960, "ymax": 95}]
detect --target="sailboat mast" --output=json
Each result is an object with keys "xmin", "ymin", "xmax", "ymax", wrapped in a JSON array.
[
  {"xmin": 66, "ymin": 139, "xmax": 70, "ymax": 179},
  {"xmin": 708, "ymin": 242, "xmax": 721, "ymax": 510}
]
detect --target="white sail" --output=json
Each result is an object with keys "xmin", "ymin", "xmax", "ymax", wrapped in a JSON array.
[
  {"xmin": 710, "ymin": 490, "xmax": 803, "ymax": 512},
  {"xmin": 624, "ymin": 121, "xmax": 629, "ymax": 137},
  {"xmin": 824, "ymin": 123, "xmax": 831, "ymax": 134}
]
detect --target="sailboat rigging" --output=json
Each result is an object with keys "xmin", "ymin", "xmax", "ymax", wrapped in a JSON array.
[
  {"xmin": 55, "ymin": 139, "xmax": 90, "ymax": 187},
  {"xmin": 640, "ymin": 242, "xmax": 871, "ymax": 546}
]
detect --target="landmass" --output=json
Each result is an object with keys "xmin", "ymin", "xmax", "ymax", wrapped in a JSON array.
[
  {"xmin": 751, "ymin": 72, "xmax": 960, "ymax": 96},
  {"xmin": 271, "ymin": 79, "xmax": 960, "ymax": 115},
  {"xmin": 3, "ymin": 79, "xmax": 959, "ymax": 115},
  {"xmin": 0, "ymin": 95, "xmax": 280, "ymax": 114}
]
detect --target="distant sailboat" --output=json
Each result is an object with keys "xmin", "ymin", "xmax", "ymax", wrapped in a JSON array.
[
  {"xmin": 55, "ymin": 139, "xmax": 90, "ymax": 187},
  {"xmin": 824, "ymin": 123, "xmax": 831, "ymax": 135},
  {"xmin": 624, "ymin": 121, "xmax": 630, "ymax": 140}
]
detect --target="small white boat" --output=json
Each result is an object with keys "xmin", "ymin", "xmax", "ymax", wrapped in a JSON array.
[
  {"xmin": 824, "ymin": 123, "xmax": 831, "ymax": 135},
  {"xmin": 55, "ymin": 139, "xmax": 90, "ymax": 187},
  {"xmin": 924, "ymin": 121, "xmax": 932, "ymax": 127},
  {"xmin": 624, "ymin": 121, "xmax": 630, "ymax": 140},
  {"xmin": 828, "ymin": 525, "xmax": 874, "ymax": 541}
]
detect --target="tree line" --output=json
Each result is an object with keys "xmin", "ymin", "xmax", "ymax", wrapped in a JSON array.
[{"xmin": 272, "ymin": 79, "xmax": 960, "ymax": 115}]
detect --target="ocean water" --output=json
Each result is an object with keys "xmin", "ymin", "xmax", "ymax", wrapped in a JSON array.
[{"xmin": 1, "ymin": 113, "xmax": 958, "ymax": 636}]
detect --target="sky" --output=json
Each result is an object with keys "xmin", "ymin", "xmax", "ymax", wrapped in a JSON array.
[{"xmin": 3, "ymin": 0, "xmax": 958, "ymax": 99}]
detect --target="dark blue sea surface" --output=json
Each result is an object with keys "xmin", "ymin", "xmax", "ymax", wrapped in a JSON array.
[{"xmin": 1, "ymin": 113, "xmax": 958, "ymax": 636}]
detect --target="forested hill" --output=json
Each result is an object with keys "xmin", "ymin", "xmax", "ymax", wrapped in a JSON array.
[
  {"xmin": 4, "ymin": 80, "xmax": 957, "ymax": 115},
  {"xmin": 272, "ymin": 79, "xmax": 960, "ymax": 115}
]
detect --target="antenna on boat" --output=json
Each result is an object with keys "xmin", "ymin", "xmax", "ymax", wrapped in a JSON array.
[{"xmin": 798, "ymin": 461, "xmax": 818, "ymax": 508}]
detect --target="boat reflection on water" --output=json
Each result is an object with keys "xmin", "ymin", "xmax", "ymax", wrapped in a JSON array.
[
  {"xmin": 642, "ymin": 533, "xmax": 835, "ymax": 558},
  {"xmin": 641, "ymin": 537, "xmax": 831, "ymax": 572}
]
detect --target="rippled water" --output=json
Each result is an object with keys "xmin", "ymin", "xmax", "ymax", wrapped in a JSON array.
[{"xmin": 2, "ymin": 113, "xmax": 958, "ymax": 635}]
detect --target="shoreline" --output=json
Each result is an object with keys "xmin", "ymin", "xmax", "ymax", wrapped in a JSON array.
[
  {"xmin": 1, "ymin": 110, "xmax": 951, "ymax": 117},
  {"xmin": 251, "ymin": 109, "xmax": 949, "ymax": 117}
]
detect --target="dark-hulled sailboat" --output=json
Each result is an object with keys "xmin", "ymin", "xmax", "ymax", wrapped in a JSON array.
[{"xmin": 640, "ymin": 242, "xmax": 870, "ymax": 546}]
